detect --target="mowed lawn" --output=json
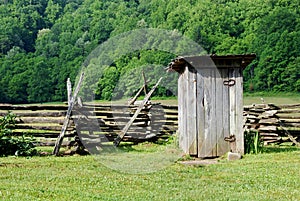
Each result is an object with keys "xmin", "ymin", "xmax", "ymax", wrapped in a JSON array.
[
  {"xmin": 1, "ymin": 147, "xmax": 300, "ymax": 201},
  {"xmin": 1, "ymin": 95, "xmax": 299, "ymax": 200},
  {"xmin": 151, "ymin": 94, "xmax": 300, "ymax": 106}
]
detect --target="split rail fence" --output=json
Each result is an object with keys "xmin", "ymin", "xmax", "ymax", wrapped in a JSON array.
[
  {"xmin": 0, "ymin": 103, "xmax": 178, "ymax": 147},
  {"xmin": 0, "ymin": 103, "xmax": 299, "ymax": 147},
  {"xmin": 244, "ymin": 103, "xmax": 300, "ymax": 145}
]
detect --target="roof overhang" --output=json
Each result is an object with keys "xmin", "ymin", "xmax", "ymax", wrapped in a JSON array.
[{"xmin": 167, "ymin": 54, "xmax": 256, "ymax": 74}]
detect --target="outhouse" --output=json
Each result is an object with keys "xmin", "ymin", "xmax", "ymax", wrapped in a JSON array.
[{"xmin": 168, "ymin": 54, "xmax": 256, "ymax": 158}]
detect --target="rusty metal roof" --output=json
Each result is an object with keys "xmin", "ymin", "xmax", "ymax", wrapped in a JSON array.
[{"xmin": 167, "ymin": 54, "xmax": 256, "ymax": 74}]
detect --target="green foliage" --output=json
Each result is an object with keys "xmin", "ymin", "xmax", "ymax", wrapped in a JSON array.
[
  {"xmin": 0, "ymin": 112, "xmax": 37, "ymax": 156},
  {"xmin": 0, "ymin": 0, "xmax": 299, "ymax": 103},
  {"xmin": 244, "ymin": 130, "xmax": 263, "ymax": 154}
]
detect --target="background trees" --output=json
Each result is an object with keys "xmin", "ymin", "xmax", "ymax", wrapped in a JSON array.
[{"xmin": 0, "ymin": 0, "xmax": 299, "ymax": 103}]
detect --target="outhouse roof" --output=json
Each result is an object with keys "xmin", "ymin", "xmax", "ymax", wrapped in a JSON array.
[{"xmin": 167, "ymin": 54, "xmax": 256, "ymax": 74}]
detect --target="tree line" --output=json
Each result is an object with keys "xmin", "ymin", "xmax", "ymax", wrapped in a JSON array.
[{"xmin": 0, "ymin": 0, "xmax": 299, "ymax": 103}]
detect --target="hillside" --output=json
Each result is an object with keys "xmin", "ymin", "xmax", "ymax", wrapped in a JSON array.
[{"xmin": 0, "ymin": 0, "xmax": 299, "ymax": 103}]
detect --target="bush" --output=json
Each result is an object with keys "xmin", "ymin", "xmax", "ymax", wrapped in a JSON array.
[{"xmin": 0, "ymin": 112, "xmax": 37, "ymax": 156}]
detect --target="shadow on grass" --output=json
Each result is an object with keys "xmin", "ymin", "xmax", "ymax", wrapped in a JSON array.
[{"xmin": 262, "ymin": 144, "xmax": 300, "ymax": 153}]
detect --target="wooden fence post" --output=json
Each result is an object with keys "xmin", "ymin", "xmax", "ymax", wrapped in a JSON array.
[
  {"xmin": 52, "ymin": 73, "xmax": 84, "ymax": 155},
  {"xmin": 114, "ymin": 77, "xmax": 163, "ymax": 146}
]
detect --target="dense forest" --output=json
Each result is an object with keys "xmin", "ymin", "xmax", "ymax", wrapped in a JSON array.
[{"xmin": 0, "ymin": 0, "xmax": 299, "ymax": 103}]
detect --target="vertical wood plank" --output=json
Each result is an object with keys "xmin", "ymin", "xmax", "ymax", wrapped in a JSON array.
[
  {"xmin": 235, "ymin": 67, "xmax": 244, "ymax": 154},
  {"xmin": 178, "ymin": 71, "xmax": 183, "ymax": 152},
  {"xmin": 196, "ymin": 70, "xmax": 205, "ymax": 158},
  {"xmin": 178, "ymin": 66, "xmax": 188, "ymax": 154},
  {"xmin": 218, "ymin": 68, "xmax": 230, "ymax": 155},
  {"xmin": 67, "ymin": 78, "xmax": 72, "ymax": 106},
  {"xmin": 229, "ymin": 68, "xmax": 236, "ymax": 152},
  {"xmin": 210, "ymin": 69, "xmax": 217, "ymax": 157},
  {"xmin": 183, "ymin": 66, "xmax": 188, "ymax": 154},
  {"xmin": 215, "ymin": 68, "xmax": 228, "ymax": 156},
  {"xmin": 201, "ymin": 68, "xmax": 212, "ymax": 157},
  {"xmin": 187, "ymin": 66, "xmax": 197, "ymax": 155}
]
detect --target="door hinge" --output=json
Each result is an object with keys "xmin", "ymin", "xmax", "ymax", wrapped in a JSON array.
[
  {"xmin": 224, "ymin": 135, "xmax": 236, "ymax": 142},
  {"xmin": 224, "ymin": 135, "xmax": 236, "ymax": 152},
  {"xmin": 223, "ymin": 79, "xmax": 236, "ymax": 87}
]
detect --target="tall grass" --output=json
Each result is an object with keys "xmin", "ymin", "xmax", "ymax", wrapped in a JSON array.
[{"xmin": 244, "ymin": 131, "xmax": 263, "ymax": 154}]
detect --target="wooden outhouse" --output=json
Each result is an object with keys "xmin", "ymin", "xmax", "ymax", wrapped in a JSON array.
[{"xmin": 168, "ymin": 54, "xmax": 256, "ymax": 158}]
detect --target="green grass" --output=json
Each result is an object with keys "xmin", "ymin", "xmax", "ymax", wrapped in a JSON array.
[
  {"xmin": 243, "ymin": 92, "xmax": 300, "ymax": 105},
  {"xmin": 15, "ymin": 92, "xmax": 299, "ymax": 106},
  {"xmin": 112, "ymin": 93, "xmax": 300, "ymax": 106},
  {"xmin": 1, "ymin": 145, "xmax": 300, "ymax": 201}
]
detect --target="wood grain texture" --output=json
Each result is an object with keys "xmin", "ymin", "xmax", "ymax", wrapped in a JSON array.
[
  {"xmin": 180, "ymin": 66, "xmax": 188, "ymax": 153},
  {"xmin": 196, "ymin": 69, "xmax": 205, "ymax": 157},
  {"xmin": 235, "ymin": 68, "xmax": 244, "ymax": 154},
  {"xmin": 229, "ymin": 68, "xmax": 237, "ymax": 153},
  {"xmin": 187, "ymin": 66, "xmax": 197, "ymax": 155}
]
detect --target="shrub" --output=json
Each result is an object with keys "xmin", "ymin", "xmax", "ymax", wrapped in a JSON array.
[{"xmin": 0, "ymin": 112, "xmax": 37, "ymax": 156}]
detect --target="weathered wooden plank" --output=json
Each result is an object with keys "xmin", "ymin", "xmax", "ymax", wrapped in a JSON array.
[
  {"xmin": 235, "ymin": 67, "xmax": 244, "ymax": 154},
  {"xmin": 210, "ymin": 69, "xmax": 217, "ymax": 156},
  {"xmin": 53, "ymin": 72, "xmax": 84, "ymax": 155},
  {"xmin": 277, "ymin": 127, "xmax": 300, "ymax": 131},
  {"xmin": 201, "ymin": 68, "xmax": 213, "ymax": 157},
  {"xmin": 164, "ymin": 111, "xmax": 178, "ymax": 116},
  {"xmin": 258, "ymin": 126, "xmax": 277, "ymax": 132},
  {"xmin": 178, "ymin": 66, "xmax": 187, "ymax": 153},
  {"xmin": 12, "ymin": 131, "xmax": 75, "ymax": 138},
  {"xmin": 277, "ymin": 109, "xmax": 300, "ymax": 113},
  {"xmin": 280, "ymin": 118, "xmax": 300, "ymax": 123},
  {"xmin": 215, "ymin": 69, "xmax": 223, "ymax": 155},
  {"xmin": 229, "ymin": 68, "xmax": 236, "ymax": 152},
  {"xmin": 261, "ymin": 136, "xmax": 281, "ymax": 140},
  {"xmin": 0, "ymin": 111, "xmax": 66, "ymax": 117},
  {"xmin": 160, "ymin": 105, "xmax": 178, "ymax": 110},
  {"xmin": 198, "ymin": 69, "xmax": 213, "ymax": 157},
  {"xmin": 187, "ymin": 66, "xmax": 197, "ymax": 155},
  {"xmin": 0, "ymin": 105, "xmax": 68, "ymax": 111},
  {"xmin": 275, "ymin": 114, "xmax": 300, "ymax": 119},
  {"xmin": 67, "ymin": 78, "xmax": 72, "ymax": 105},
  {"xmin": 249, "ymin": 108, "xmax": 266, "ymax": 113},
  {"xmin": 259, "ymin": 118, "xmax": 279, "ymax": 124},
  {"xmin": 276, "ymin": 103, "xmax": 300, "ymax": 108},
  {"xmin": 259, "ymin": 132, "xmax": 279, "ymax": 137},
  {"xmin": 16, "ymin": 117, "xmax": 66, "ymax": 124},
  {"xmin": 217, "ymin": 68, "xmax": 230, "ymax": 156},
  {"xmin": 15, "ymin": 124, "xmax": 73, "ymax": 131},
  {"xmin": 196, "ymin": 69, "xmax": 203, "ymax": 157},
  {"xmin": 259, "ymin": 110, "xmax": 278, "ymax": 118}
]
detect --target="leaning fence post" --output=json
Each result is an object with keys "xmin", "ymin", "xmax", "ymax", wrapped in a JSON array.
[
  {"xmin": 114, "ymin": 77, "xmax": 163, "ymax": 146},
  {"xmin": 53, "ymin": 73, "xmax": 84, "ymax": 155}
]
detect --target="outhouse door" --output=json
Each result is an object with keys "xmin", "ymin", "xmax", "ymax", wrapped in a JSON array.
[{"xmin": 178, "ymin": 65, "xmax": 244, "ymax": 158}]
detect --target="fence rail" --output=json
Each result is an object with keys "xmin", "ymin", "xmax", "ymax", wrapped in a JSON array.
[
  {"xmin": 1, "ymin": 103, "xmax": 299, "ymax": 146},
  {"xmin": 0, "ymin": 103, "xmax": 178, "ymax": 146},
  {"xmin": 243, "ymin": 103, "xmax": 300, "ymax": 145}
]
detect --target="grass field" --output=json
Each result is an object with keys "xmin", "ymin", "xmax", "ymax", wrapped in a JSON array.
[
  {"xmin": 1, "ymin": 94, "xmax": 299, "ymax": 200},
  {"xmin": 1, "ymin": 145, "xmax": 300, "ymax": 201},
  {"xmin": 111, "ymin": 93, "xmax": 300, "ymax": 105},
  {"xmin": 16, "ymin": 93, "xmax": 299, "ymax": 106},
  {"xmin": 243, "ymin": 93, "xmax": 300, "ymax": 105}
]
